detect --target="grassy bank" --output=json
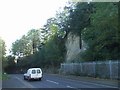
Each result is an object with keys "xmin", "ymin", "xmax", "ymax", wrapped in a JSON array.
[{"xmin": 0, "ymin": 73, "xmax": 9, "ymax": 80}]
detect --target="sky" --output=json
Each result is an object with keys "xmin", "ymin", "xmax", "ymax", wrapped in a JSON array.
[{"xmin": 0, "ymin": 0, "xmax": 68, "ymax": 54}]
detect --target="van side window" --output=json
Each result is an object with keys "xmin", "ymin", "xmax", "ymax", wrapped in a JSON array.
[
  {"xmin": 37, "ymin": 70, "xmax": 40, "ymax": 73},
  {"xmin": 32, "ymin": 70, "xmax": 36, "ymax": 74}
]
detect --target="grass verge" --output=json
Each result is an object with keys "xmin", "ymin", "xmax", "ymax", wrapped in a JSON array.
[{"xmin": 0, "ymin": 73, "xmax": 9, "ymax": 80}]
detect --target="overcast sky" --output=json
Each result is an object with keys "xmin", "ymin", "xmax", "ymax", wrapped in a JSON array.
[{"xmin": 0, "ymin": 0, "xmax": 68, "ymax": 54}]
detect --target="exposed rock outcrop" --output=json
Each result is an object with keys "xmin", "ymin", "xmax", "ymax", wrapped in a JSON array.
[{"xmin": 65, "ymin": 32, "xmax": 86, "ymax": 63}]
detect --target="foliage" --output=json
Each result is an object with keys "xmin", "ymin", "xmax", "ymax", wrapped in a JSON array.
[
  {"xmin": 0, "ymin": 37, "xmax": 7, "ymax": 71},
  {"xmin": 43, "ymin": 34, "xmax": 65, "ymax": 67},
  {"xmin": 7, "ymin": 2, "xmax": 119, "ymax": 73},
  {"xmin": 81, "ymin": 2, "xmax": 119, "ymax": 61},
  {"xmin": 4, "ymin": 55, "xmax": 16, "ymax": 73},
  {"xmin": 11, "ymin": 29, "xmax": 42, "ymax": 57},
  {"xmin": 68, "ymin": 2, "xmax": 93, "ymax": 34},
  {"xmin": 14, "ymin": 21, "xmax": 66, "ymax": 71},
  {"xmin": 68, "ymin": 2, "xmax": 93, "ymax": 49},
  {"xmin": 55, "ymin": 2, "xmax": 94, "ymax": 49},
  {"xmin": 0, "ymin": 37, "xmax": 6, "ymax": 58},
  {"xmin": 0, "ymin": 73, "xmax": 9, "ymax": 80}
]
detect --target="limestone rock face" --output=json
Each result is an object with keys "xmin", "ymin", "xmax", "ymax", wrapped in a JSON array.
[{"xmin": 65, "ymin": 32, "xmax": 86, "ymax": 63}]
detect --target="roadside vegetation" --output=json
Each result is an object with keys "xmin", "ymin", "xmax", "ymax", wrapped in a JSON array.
[
  {"xmin": 0, "ymin": 73, "xmax": 9, "ymax": 80},
  {"xmin": 1, "ymin": 2, "xmax": 120, "ymax": 74}
]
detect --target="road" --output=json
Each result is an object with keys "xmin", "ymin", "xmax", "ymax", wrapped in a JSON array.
[{"xmin": 2, "ymin": 74, "xmax": 119, "ymax": 89}]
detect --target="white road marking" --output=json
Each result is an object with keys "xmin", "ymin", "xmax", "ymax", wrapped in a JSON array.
[
  {"xmin": 66, "ymin": 85, "xmax": 75, "ymax": 88},
  {"xmin": 46, "ymin": 80, "xmax": 59, "ymax": 84},
  {"xmin": 15, "ymin": 76, "xmax": 35, "ymax": 88},
  {"xmin": 78, "ymin": 81, "xmax": 118, "ymax": 88},
  {"xmin": 65, "ymin": 78, "xmax": 118, "ymax": 88}
]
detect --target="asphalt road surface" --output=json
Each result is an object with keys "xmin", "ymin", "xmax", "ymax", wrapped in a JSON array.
[{"xmin": 2, "ymin": 74, "xmax": 119, "ymax": 90}]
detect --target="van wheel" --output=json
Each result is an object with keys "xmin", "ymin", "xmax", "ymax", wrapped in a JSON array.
[
  {"xmin": 24, "ymin": 76, "xmax": 26, "ymax": 80},
  {"xmin": 28, "ymin": 77, "xmax": 31, "ymax": 81},
  {"xmin": 38, "ymin": 78, "xmax": 41, "ymax": 81}
]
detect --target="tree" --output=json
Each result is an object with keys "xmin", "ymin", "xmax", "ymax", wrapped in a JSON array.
[
  {"xmin": 4, "ymin": 55, "xmax": 16, "ymax": 73},
  {"xmin": 11, "ymin": 29, "xmax": 43, "ymax": 57},
  {"xmin": 55, "ymin": 2, "xmax": 94, "ymax": 49},
  {"xmin": 55, "ymin": 2, "xmax": 76, "ymax": 38},
  {"xmin": 27, "ymin": 29, "xmax": 42, "ymax": 54},
  {"xmin": 81, "ymin": 2, "xmax": 119, "ymax": 61},
  {"xmin": 68, "ymin": 2, "xmax": 94, "ymax": 49},
  {"xmin": 0, "ymin": 37, "xmax": 6, "ymax": 58},
  {"xmin": 37, "ymin": 22, "xmax": 66, "ymax": 68},
  {"xmin": 0, "ymin": 37, "xmax": 7, "ymax": 71}
]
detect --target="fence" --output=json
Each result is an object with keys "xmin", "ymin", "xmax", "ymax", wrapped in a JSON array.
[{"xmin": 60, "ymin": 60, "xmax": 119, "ymax": 80}]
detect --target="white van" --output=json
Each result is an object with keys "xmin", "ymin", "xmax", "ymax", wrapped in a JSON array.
[{"xmin": 24, "ymin": 68, "xmax": 42, "ymax": 81}]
